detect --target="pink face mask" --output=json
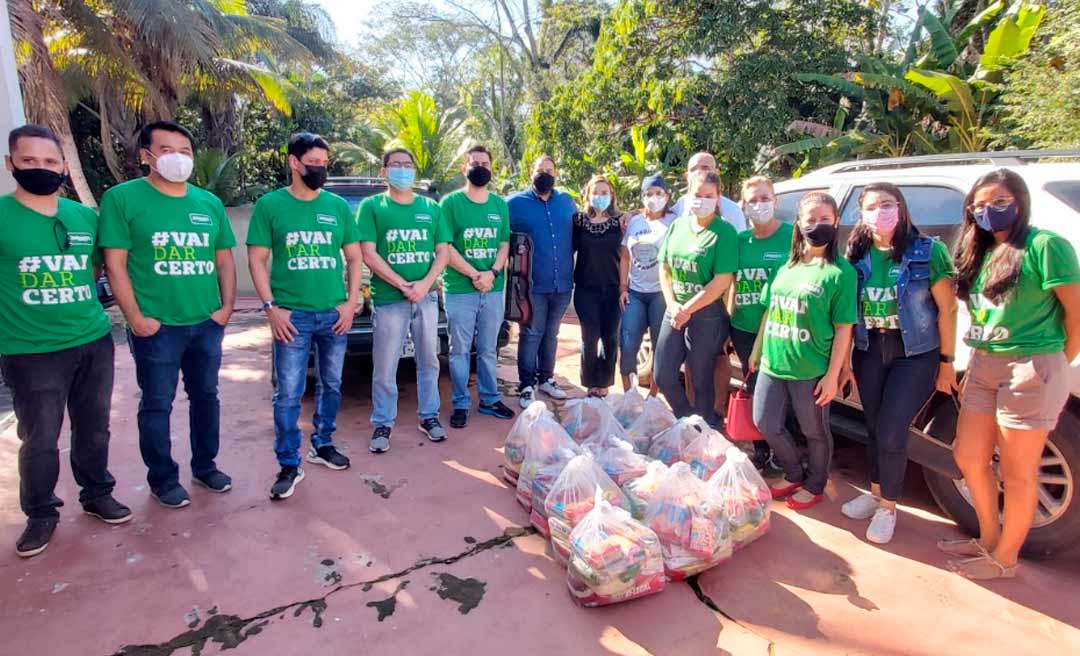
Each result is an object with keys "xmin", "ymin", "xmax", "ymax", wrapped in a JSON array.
[{"xmin": 863, "ymin": 206, "xmax": 900, "ymax": 234}]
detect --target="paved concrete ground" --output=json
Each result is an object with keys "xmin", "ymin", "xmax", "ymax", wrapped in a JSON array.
[{"xmin": 0, "ymin": 315, "xmax": 1078, "ymax": 656}]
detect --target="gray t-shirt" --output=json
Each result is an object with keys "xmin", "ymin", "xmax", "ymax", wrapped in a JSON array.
[
  {"xmin": 670, "ymin": 194, "xmax": 747, "ymax": 232},
  {"xmin": 622, "ymin": 211, "xmax": 676, "ymax": 293}
]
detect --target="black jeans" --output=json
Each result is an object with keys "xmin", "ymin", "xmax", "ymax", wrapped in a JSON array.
[
  {"xmin": 654, "ymin": 301, "xmax": 729, "ymax": 426},
  {"xmin": 128, "ymin": 319, "xmax": 225, "ymax": 495},
  {"xmin": 574, "ymin": 285, "xmax": 621, "ymax": 388},
  {"xmin": 752, "ymin": 372, "xmax": 832, "ymax": 495},
  {"xmin": 1, "ymin": 334, "xmax": 116, "ymax": 519},
  {"xmin": 730, "ymin": 327, "xmax": 759, "ymax": 392},
  {"xmin": 852, "ymin": 331, "xmax": 939, "ymax": 501}
]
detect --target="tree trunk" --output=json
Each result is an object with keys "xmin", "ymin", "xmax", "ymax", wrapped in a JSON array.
[{"xmin": 202, "ymin": 101, "xmax": 238, "ymax": 154}]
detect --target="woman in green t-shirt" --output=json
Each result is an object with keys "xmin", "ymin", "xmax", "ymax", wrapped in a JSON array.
[
  {"xmin": 838, "ymin": 183, "xmax": 958, "ymax": 545},
  {"xmin": 942, "ymin": 169, "xmax": 1080, "ymax": 580},
  {"xmin": 749, "ymin": 192, "xmax": 857, "ymax": 511},
  {"xmin": 654, "ymin": 172, "xmax": 738, "ymax": 426}
]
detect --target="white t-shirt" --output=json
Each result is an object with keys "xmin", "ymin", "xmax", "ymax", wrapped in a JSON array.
[
  {"xmin": 622, "ymin": 211, "xmax": 676, "ymax": 293},
  {"xmin": 670, "ymin": 194, "xmax": 746, "ymax": 232}
]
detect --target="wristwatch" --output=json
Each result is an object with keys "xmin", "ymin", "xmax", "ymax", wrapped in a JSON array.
[
  {"xmin": 262, "ymin": 300, "xmax": 276, "ymax": 311},
  {"xmin": 940, "ymin": 354, "xmax": 955, "ymax": 364},
  {"xmin": 490, "ymin": 267, "xmax": 501, "ymax": 277}
]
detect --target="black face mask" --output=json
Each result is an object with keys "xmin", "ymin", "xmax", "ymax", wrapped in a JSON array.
[
  {"xmin": 533, "ymin": 172, "xmax": 555, "ymax": 194},
  {"xmin": 801, "ymin": 222, "xmax": 836, "ymax": 247},
  {"xmin": 12, "ymin": 166, "xmax": 66, "ymax": 196},
  {"xmin": 466, "ymin": 165, "xmax": 492, "ymax": 187},
  {"xmin": 300, "ymin": 165, "xmax": 328, "ymax": 190}
]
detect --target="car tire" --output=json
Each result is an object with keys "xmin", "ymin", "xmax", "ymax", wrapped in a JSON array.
[{"xmin": 922, "ymin": 401, "xmax": 1080, "ymax": 560}]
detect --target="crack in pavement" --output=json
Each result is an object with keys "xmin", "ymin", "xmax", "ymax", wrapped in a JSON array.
[
  {"xmin": 110, "ymin": 526, "xmax": 537, "ymax": 656},
  {"xmin": 685, "ymin": 575, "xmax": 777, "ymax": 654}
]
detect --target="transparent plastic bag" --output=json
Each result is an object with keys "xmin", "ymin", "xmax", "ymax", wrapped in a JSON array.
[
  {"xmin": 561, "ymin": 397, "xmax": 623, "ymax": 444},
  {"xmin": 594, "ymin": 438, "xmax": 651, "ymax": 486},
  {"xmin": 545, "ymin": 454, "xmax": 629, "ymax": 565},
  {"xmin": 515, "ymin": 419, "xmax": 581, "ymax": 512},
  {"xmin": 622, "ymin": 460, "xmax": 669, "ymax": 521},
  {"xmin": 644, "ymin": 462, "xmax": 733, "ymax": 581},
  {"xmin": 606, "ymin": 381, "xmax": 647, "ymax": 429},
  {"xmin": 530, "ymin": 458, "xmax": 573, "ymax": 538},
  {"xmin": 683, "ymin": 428, "xmax": 735, "ymax": 481},
  {"xmin": 625, "ymin": 397, "xmax": 677, "ymax": 454},
  {"xmin": 648, "ymin": 415, "xmax": 710, "ymax": 465},
  {"xmin": 567, "ymin": 489, "xmax": 667, "ymax": 607},
  {"xmin": 707, "ymin": 447, "xmax": 772, "ymax": 550},
  {"xmin": 503, "ymin": 401, "xmax": 556, "ymax": 484}
]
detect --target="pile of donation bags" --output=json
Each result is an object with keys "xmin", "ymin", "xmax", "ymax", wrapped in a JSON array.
[{"xmin": 502, "ymin": 391, "xmax": 773, "ymax": 608}]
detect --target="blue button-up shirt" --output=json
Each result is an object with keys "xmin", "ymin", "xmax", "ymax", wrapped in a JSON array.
[{"xmin": 507, "ymin": 188, "xmax": 576, "ymax": 294}]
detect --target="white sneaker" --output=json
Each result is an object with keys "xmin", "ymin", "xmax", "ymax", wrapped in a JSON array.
[
  {"xmin": 841, "ymin": 493, "xmax": 880, "ymax": 520},
  {"xmin": 866, "ymin": 508, "xmax": 897, "ymax": 544},
  {"xmin": 539, "ymin": 379, "xmax": 567, "ymax": 400},
  {"xmin": 519, "ymin": 386, "xmax": 536, "ymax": 409}
]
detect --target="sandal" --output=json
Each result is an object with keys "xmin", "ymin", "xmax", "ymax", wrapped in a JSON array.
[
  {"xmin": 936, "ymin": 538, "xmax": 988, "ymax": 558},
  {"xmin": 947, "ymin": 553, "xmax": 1018, "ymax": 580}
]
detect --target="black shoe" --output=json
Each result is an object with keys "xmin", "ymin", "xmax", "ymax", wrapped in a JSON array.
[
  {"xmin": 152, "ymin": 485, "xmax": 191, "ymax": 509},
  {"xmin": 478, "ymin": 401, "xmax": 516, "ymax": 420},
  {"xmin": 306, "ymin": 445, "xmax": 350, "ymax": 470},
  {"xmin": 270, "ymin": 467, "xmax": 305, "ymax": 500},
  {"xmin": 83, "ymin": 496, "xmax": 133, "ymax": 525},
  {"xmin": 193, "ymin": 469, "xmax": 233, "ymax": 493},
  {"xmin": 419, "ymin": 417, "xmax": 447, "ymax": 443},
  {"xmin": 16, "ymin": 518, "xmax": 58, "ymax": 558},
  {"xmin": 450, "ymin": 409, "xmax": 469, "ymax": 429},
  {"xmin": 370, "ymin": 425, "xmax": 392, "ymax": 454}
]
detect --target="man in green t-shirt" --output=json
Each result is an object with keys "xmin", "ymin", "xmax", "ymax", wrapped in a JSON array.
[
  {"xmin": 442, "ymin": 145, "xmax": 515, "ymax": 429},
  {"xmin": 100, "ymin": 120, "xmax": 237, "ymax": 509},
  {"xmin": 1, "ymin": 125, "xmax": 132, "ymax": 558},
  {"xmin": 247, "ymin": 133, "xmax": 363, "ymax": 500},
  {"xmin": 357, "ymin": 147, "xmax": 451, "ymax": 453}
]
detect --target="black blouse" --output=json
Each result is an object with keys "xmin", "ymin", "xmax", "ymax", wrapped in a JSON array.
[{"xmin": 572, "ymin": 211, "xmax": 623, "ymax": 287}]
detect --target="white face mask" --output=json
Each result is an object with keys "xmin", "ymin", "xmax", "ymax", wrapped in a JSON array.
[
  {"xmin": 690, "ymin": 197, "xmax": 717, "ymax": 218},
  {"xmin": 746, "ymin": 201, "xmax": 775, "ymax": 225},
  {"xmin": 643, "ymin": 195, "xmax": 667, "ymax": 214},
  {"xmin": 153, "ymin": 152, "xmax": 194, "ymax": 183}
]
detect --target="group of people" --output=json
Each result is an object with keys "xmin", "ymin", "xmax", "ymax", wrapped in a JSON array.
[{"xmin": 2, "ymin": 122, "xmax": 1077, "ymax": 584}]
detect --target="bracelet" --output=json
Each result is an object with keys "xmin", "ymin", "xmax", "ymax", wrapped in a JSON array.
[{"xmin": 939, "ymin": 354, "xmax": 955, "ymax": 364}]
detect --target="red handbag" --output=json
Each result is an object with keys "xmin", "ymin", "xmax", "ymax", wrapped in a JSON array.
[{"xmin": 726, "ymin": 383, "xmax": 762, "ymax": 442}]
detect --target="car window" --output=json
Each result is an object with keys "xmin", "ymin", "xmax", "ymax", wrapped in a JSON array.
[
  {"xmin": 1046, "ymin": 181, "xmax": 1080, "ymax": 212},
  {"xmin": 840, "ymin": 185, "xmax": 965, "ymax": 227},
  {"xmin": 775, "ymin": 188, "xmax": 826, "ymax": 224}
]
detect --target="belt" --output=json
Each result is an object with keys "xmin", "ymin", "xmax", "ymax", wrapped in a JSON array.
[{"xmin": 869, "ymin": 328, "xmax": 901, "ymax": 336}]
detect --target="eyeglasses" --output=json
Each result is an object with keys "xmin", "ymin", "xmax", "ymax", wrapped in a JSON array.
[
  {"xmin": 863, "ymin": 201, "xmax": 898, "ymax": 211},
  {"xmin": 967, "ymin": 198, "xmax": 1014, "ymax": 213}
]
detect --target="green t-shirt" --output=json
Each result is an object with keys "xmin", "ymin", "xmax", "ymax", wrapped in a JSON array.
[
  {"xmin": 0, "ymin": 195, "xmax": 111, "ymax": 355},
  {"xmin": 965, "ymin": 228, "xmax": 1080, "ymax": 355},
  {"xmin": 355, "ymin": 192, "xmax": 450, "ymax": 305},
  {"xmin": 440, "ymin": 190, "xmax": 510, "ymax": 295},
  {"xmin": 731, "ymin": 222, "xmax": 794, "ymax": 333},
  {"xmin": 245, "ymin": 188, "xmax": 359, "ymax": 312},
  {"xmin": 658, "ymin": 215, "xmax": 738, "ymax": 304},
  {"xmin": 99, "ymin": 178, "xmax": 236, "ymax": 325},
  {"xmin": 861, "ymin": 240, "xmax": 954, "ymax": 330},
  {"xmin": 760, "ymin": 258, "xmax": 858, "ymax": 381}
]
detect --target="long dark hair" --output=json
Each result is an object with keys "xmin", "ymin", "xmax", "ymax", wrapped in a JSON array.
[
  {"xmin": 789, "ymin": 191, "xmax": 840, "ymax": 266},
  {"xmin": 846, "ymin": 183, "xmax": 918, "ymax": 264},
  {"xmin": 953, "ymin": 169, "xmax": 1031, "ymax": 303}
]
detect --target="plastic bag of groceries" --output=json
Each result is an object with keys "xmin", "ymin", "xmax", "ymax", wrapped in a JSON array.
[
  {"xmin": 516, "ymin": 420, "xmax": 580, "ymax": 512},
  {"xmin": 644, "ymin": 462, "xmax": 733, "ymax": 581},
  {"xmin": 545, "ymin": 453, "xmax": 629, "ymax": 565},
  {"xmin": 606, "ymin": 380, "xmax": 647, "ymax": 429},
  {"xmin": 530, "ymin": 458, "xmax": 573, "ymax": 538},
  {"xmin": 594, "ymin": 438, "xmax": 651, "ymax": 486},
  {"xmin": 561, "ymin": 397, "xmax": 624, "ymax": 444},
  {"xmin": 625, "ymin": 397, "xmax": 677, "ymax": 454},
  {"xmin": 503, "ymin": 401, "xmax": 555, "ymax": 485},
  {"xmin": 648, "ymin": 415, "xmax": 710, "ymax": 465},
  {"xmin": 707, "ymin": 447, "xmax": 772, "ymax": 550},
  {"xmin": 567, "ymin": 489, "xmax": 667, "ymax": 607},
  {"xmin": 683, "ymin": 428, "xmax": 735, "ymax": 481},
  {"xmin": 623, "ymin": 460, "xmax": 669, "ymax": 520}
]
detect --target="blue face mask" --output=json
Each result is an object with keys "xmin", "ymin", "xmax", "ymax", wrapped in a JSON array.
[
  {"xmin": 387, "ymin": 167, "xmax": 416, "ymax": 190},
  {"xmin": 974, "ymin": 203, "xmax": 1019, "ymax": 232},
  {"xmin": 590, "ymin": 195, "xmax": 611, "ymax": 212}
]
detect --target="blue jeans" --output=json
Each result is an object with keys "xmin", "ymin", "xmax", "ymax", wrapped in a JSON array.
[
  {"xmin": 371, "ymin": 293, "xmax": 440, "ymax": 427},
  {"xmin": 619, "ymin": 290, "xmax": 666, "ymax": 376},
  {"xmin": 128, "ymin": 319, "xmax": 225, "ymax": 495},
  {"xmin": 517, "ymin": 290, "xmax": 572, "ymax": 391},
  {"xmin": 446, "ymin": 290, "xmax": 506, "ymax": 410},
  {"xmin": 752, "ymin": 373, "xmax": 833, "ymax": 495},
  {"xmin": 272, "ymin": 309, "xmax": 347, "ymax": 467}
]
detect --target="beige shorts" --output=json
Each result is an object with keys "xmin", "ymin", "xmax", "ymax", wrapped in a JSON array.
[{"xmin": 962, "ymin": 350, "xmax": 1070, "ymax": 431}]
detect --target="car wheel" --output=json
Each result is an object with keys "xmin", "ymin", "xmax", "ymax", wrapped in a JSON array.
[{"xmin": 922, "ymin": 401, "xmax": 1080, "ymax": 559}]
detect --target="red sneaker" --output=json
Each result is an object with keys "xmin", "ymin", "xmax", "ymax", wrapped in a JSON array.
[
  {"xmin": 769, "ymin": 481, "xmax": 802, "ymax": 499},
  {"xmin": 786, "ymin": 493, "xmax": 824, "ymax": 510}
]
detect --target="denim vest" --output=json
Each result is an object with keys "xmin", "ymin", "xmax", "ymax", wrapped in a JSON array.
[{"xmin": 853, "ymin": 235, "xmax": 940, "ymax": 356}]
